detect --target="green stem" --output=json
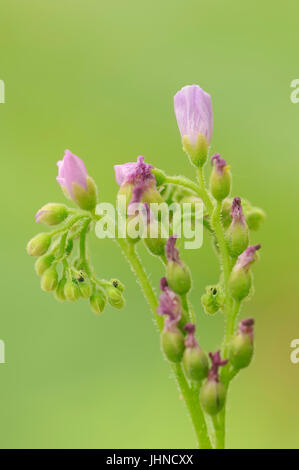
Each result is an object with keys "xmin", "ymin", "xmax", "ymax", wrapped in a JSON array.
[
  {"xmin": 79, "ymin": 219, "xmax": 91, "ymax": 261},
  {"xmin": 116, "ymin": 238, "xmax": 212, "ymax": 448},
  {"xmin": 212, "ymin": 414, "xmax": 224, "ymax": 449}
]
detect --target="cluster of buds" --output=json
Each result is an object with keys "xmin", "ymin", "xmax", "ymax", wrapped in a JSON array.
[{"xmin": 27, "ymin": 150, "xmax": 125, "ymax": 315}]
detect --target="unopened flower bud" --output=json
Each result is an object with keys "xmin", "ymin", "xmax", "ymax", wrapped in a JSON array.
[
  {"xmin": 226, "ymin": 197, "xmax": 249, "ymax": 257},
  {"xmin": 229, "ymin": 245, "xmax": 261, "ymax": 301},
  {"xmin": 64, "ymin": 279, "xmax": 80, "ymax": 302},
  {"xmin": 89, "ymin": 290, "xmax": 107, "ymax": 315},
  {"xmin": 35, "ymin": 253, "xmax": 55, "ymax": 276},
  {"xmin": 78, "ymin": 279, "xmax": 92, "ymax": 299},
  {"xmin": 221, "ymin": 198, "xmax": 233, "ymax": 228},
  {"xmin": 209, "ymin": 154, "xmax": 231, "ymax": 201},
  {"xmin": 35, "ymin": 203, "xmax": 68, "ymax": 226},
  {"xmin": 182, "ymin": 323, "xmax": 209, "ymax": 381},
  {"xmin": 201, "ymin": 285, "xmax": 224, "ymax": 315},
  {"xmin": 246, "ymin": 207, "xmax": 266, "ymax": 231},
  {"xmin": 161, "ymin": 328, "xmax": 185, "ymax": 363},
  {"xmin": 165, "ymin": 236, "xmax": 191, "ymax": 295},
  {"xmin": 57, "ymin": 150, "xmax": 97, "ymax": 211},
  {"xmin": 174, "ymin": 85, "xmax": 213, "ymax": 168},
  {"xmin": 27, "ymin": 233, "xmax": 52, "ymax": 257},
  {"xmin": 229, "ymin": 318, "xmax": 254, "ymax": 369},
  {"xmin": 41, "ymin": 265, "xmax": 58, "ymax": 292},
  {"xmin": 55, "ymin": 277, "xmax": 67, "ymax": 301},
  {"xmin": 142, "ymin": 204, "xmax": 166, "ymax": 257},
  {"xmin": 107, "ymin": 286, "xmax": 125, "ymax": 309},
  {"xmin": 200, "ymin": 351, "xmax": 228, "ymax": 415}
]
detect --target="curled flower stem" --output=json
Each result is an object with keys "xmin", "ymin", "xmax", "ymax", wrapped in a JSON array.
[{"xmin": 116, "ymin": 237, "xmax": 212, "ymax": 448}]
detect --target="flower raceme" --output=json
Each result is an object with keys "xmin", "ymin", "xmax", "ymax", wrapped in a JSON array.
[
  {"xmin": 174, "ymin": 84, "xmax": 213, "ymax": 167},
  {"xmin": 57, "ymin": 150, "xmax": 97, "ymax": 211},
  {"xmin": 26, "ymin": 83, "xmax": 264, "ymax": 448}
]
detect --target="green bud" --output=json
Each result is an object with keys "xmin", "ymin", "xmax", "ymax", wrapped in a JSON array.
[
  {"xmin": 110, "ymin": 279, "xmax": 125, "ymax": 293},
  {"xmin": 35, "ymin": 253, "xmax": 55, "ymax": 276},
  {"xmin": 117, "ymin": 183, "xmax": 133, "ymax": 208},
  {"xmin": 144, "ymin": 225, "xmax": 166, "ymax": 257},
  {"xmin": 228, "ymin": 268, "xmax": 252, "ymax": 301},
  {"xmin": 183, "ymin": 347, "xmax": 209, "ymax": 381},
  {"xmin": 64, "ymin": 279, "xmax": 80, "ymax": 302},
  {"xmin": 72, "ymin": 176, "xmax": 98, "ymax": 211},
  {"xmin": 201, "ymin": 285, "xmax": 224, "ymax": 315},
  {"xmin": 200, "ymin": 380, "xmax": 226, "ymax": 415},
  {"xmin": 166, "ymin": 261, "xmax": 191, "ymax": 296},
  {"xmin": 35, "ymin": 203, "xmax": 68, "ymax": 226},
  {"xmin": 26, "ymin": 233, "xmax": 52, "ymax": 257},
  {"xmin": 246, "ymin": 208, "xmax": 265, "ymax": 231},
  {"xmin": 107, "ymin": 287, "xmax": 125, "ymax": 309},
  {"xmin": 209, "ymin": 155, "xmax": 231, "ymax": 201},
  {"xmin": 142, "ymin": 185, "xmax": 164, "ymax": 205},
  {"xmin": 41, "ymin": 265, "xmax": 58, "ymax": 292},
  {"xmin": 226, "ymin": 222, "xmax": 249, "ymax": 257},
  {"xmin": 79, "ymin": 282, "xmax": 92, "ymax": 299},
  {"xmin": 161, "ymin": 328, "xmax": 185, "ymax": 363},
  {"xmin": 229, "ymin": 334, "xmax": 253, "ymax": 369},
  {"xmin": 55, "ymin": 278, "xmax": 67, "ymax": 301},
  {"xmin": 182, "ymin": 134, "xmax": 208, "ymax": 168},
  {"xmin": 89, "ymin": 290, "xmax": 107, "ymax": 314}
]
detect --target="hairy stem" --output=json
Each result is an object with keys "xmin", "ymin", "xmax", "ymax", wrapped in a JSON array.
[{"xmin": 116, "ymin": 238, "xmax": 212, "ymax": 448}]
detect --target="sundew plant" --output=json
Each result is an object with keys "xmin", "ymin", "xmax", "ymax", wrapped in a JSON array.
[{"xmin": 26, "ymin": 84, "xmax": 265, "ymax": 449}]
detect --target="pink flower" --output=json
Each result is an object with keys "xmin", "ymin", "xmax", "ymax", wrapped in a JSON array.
[
  {"xmin": 114, "ymin": 156, "xmax": 154, "ymax": 187},
  {"xmin": 57, "ymin": 150, "xmax": 88, "ymax": 199},
  {"xmin": 157, "ymin": 277, "xmax": 181, "ymax": 331},
  {"xmin": 230, "ymin": 197, "xmax": 246, "ymax": 226},
  {"xmin": 174, "ymin": 85, "xmax": 213, "ymax": 146}
]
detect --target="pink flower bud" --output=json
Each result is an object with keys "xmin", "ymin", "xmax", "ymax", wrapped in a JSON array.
[{"xmin": 57, "ymin": 150, "xmax": 97, "ymax": 211}]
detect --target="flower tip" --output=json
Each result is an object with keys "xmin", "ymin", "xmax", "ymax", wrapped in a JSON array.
[{"xmin": 184, "ymin": 322, "xmax": 196, "ymax": 334}]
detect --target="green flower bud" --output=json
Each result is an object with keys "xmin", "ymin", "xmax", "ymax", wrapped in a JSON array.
[
  {"xmin": 72, "ymin": 176, "xmax": 98, "ymax": 212},
  {"xmin": 26, "ymin": 233, "xmax": 52, "ymax": 257},
  {"xmin": 229, "ymin": 318, "xmax": 254, "ymax": 369},
  {"xmin": 209, "ymin": 154, "xmax": 231, "ymax": 201},
  {"xmin": 226, "ymin": 198, "xmax": 249, "ymax": 257},
  {"xmin": 161, "ymin": 328, "xmax": 185, "ymax": 363},
  {"xmin": 165, "ymin": 236, "xmax": 191, "ymax": 295},
  {"xmin": 200, "ymin": 351, "xmax": 228, "ymax": 415},
  {"xmin": 55, "ymin": 278, "xmax": 67, "ymax": 301},
  {"xmin": 64, "ymin": 279, "xmax": 80, "ymax": 302},
  {"xmin": 182, "ymin": 324, "xmax": 209, "ymax": 381},
  {"xmin": 107, "ymin": 287, "xmax": 125, "ymax": 309},
  {"xmin": 89, "ymin": 290, "xmax": 107, "ymax": 315},
  {"xmin": 228, "ymin": 268, "xmax": 252, "ymax": 301},
  {"xmin": 201, "ymin": 285, "xmax": 224, "ymax": 315},
  {"xmin": 200, "ymin": 380, "xmax": 226, "ymax": 415},
  {"xmin": 229, "ymin": 245, "xmax": 261, "ymax": 301},
  {"xmin": 182, "ymin": 134, "xmax": 208, "ymax": 168},
  {"xmin": 35, "ymin": 203, "xmax": 68, "ymax": 226},
  {"xmin": 144, "ymin": 227, "xmax": 166, "ymax": 257},
  {"xmin": 41, "ymin": 265, "xmax": 58, "ymax": 292},
  {"xmin": 79, "ymin": 282, "xmax": 92, "ymax": 299},
  {"xmin": 34, "ymin": 253, "xmax": 55, "ymax": 276},
  {"xmin": 246, "ymin": 207, "xmax": 266, "ymax": 231},
  {"xmin": 166, "ymin": 261, "xmax": 191, "ymax": 296}
]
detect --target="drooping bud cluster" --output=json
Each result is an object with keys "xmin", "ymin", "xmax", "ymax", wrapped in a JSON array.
[
  {"xmin": 200, "ymin": 351, "xmax": 228, "ymax": 415},
  {"xmin": 26, "ymin": 151, "xmax": 125, "ymax": 317},
  {"xmin": 229, "ymin": 318, "xmax": 254, "ymax": 369}
]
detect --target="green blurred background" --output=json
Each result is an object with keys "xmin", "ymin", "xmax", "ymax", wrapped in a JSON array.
[{"xmin": 0, "ymin": 0, "xmax": 298, "ymax": 449}]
